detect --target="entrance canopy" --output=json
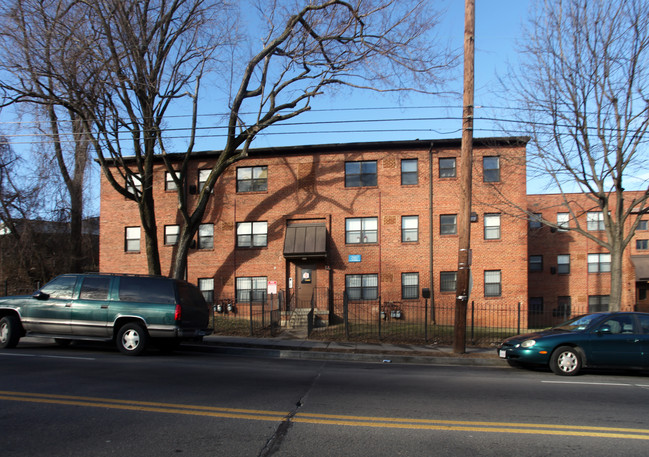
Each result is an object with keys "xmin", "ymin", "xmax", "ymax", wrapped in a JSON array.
[
  {"xmin": 283, "ymin": 223, "xmax": 327, "ymax": 259},
  {"xmin": 631, "ymin": 255, "xmax": 649, "ymax": 281}
]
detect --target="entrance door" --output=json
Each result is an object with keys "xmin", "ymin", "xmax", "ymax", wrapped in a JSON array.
[{"xmin": 296, "ymin": 264, "xmax": 316, "ymax": 308}]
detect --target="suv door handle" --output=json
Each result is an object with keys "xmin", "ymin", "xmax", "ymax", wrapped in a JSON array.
[{"xmin": 101, "ymin": 305, "xmax": 108, "ymax": 309}]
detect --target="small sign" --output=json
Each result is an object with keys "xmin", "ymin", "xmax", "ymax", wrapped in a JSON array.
[
  {"xmin": 348, "ymin": 254, "xmax": 361, "ymax": 263},
  {"xmin": 267, "ymin": 280, "xmax": 277, "ymax": 295}
]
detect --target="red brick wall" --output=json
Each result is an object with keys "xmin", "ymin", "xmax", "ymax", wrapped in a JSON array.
[{"xmin": 99, "ymin": 139, "xmax": 529, "ymax": 313}]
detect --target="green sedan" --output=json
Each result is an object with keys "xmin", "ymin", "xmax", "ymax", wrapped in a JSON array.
[{"xmin": 497, "ymin": 312, "xmax": 649, "ymax": 375}]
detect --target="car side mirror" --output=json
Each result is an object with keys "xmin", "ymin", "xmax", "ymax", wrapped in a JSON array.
[
  {"xmin": 33, "ymin": 291, "xmax": 50, "ymax": 300},
  {"xmin": 597, "ymin": 325, "xmax": 611, "ymax": 334}
]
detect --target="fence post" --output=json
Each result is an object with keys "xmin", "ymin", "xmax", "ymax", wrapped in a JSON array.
[
  {"xmin": 378, "ymin": 295, "xmax": 382, "ymax": 340},
  {"xmin": 470, "ymin": 301, "xmax": 475, "ymax": 345},
  {"xmin": 249, "ymin": 293, "xmax": 253, "ymax": 336},
  {"xmin": 343, "ymin": 291, "xmax": 349, "ymax": 340},
  {"xmin": 424, "ymin": 297, "xmax": 428, "ymax": 342},
  {"xmin": 517, "ymin": 302, "xmax": 521, "ymax": 335}
]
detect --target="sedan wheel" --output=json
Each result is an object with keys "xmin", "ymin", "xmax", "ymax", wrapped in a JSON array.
[{"xmin": 550, "ymin": 346, "xmax": 582, "ymax": 376}]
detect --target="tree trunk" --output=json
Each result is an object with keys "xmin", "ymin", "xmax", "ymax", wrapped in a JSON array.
[{"xmin": 608, "ymin": 244, "xmax": 623, "ymax": 312}]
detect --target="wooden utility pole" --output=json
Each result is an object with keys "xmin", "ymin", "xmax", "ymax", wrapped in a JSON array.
[{"xmin": 453, "ymin": 0, "xmax": 475, "ymax": 354}]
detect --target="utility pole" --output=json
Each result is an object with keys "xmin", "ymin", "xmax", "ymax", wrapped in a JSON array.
[{"xmin": 453, "ymin": 0, "xmax": 475, "ymax": 354}]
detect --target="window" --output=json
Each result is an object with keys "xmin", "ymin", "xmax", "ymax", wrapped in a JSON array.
[
  {"xmin": 588, "ymin": 253, "xmax": 611, "ymax": 273},
  {"xmin": 557, "ymin": 254, "xmax": 570, "ymax": 274},
  {"xmin": 118, "ymin": 277, "xmax": 175, "ymax": 304},
  {"xmin": 197, "ymin": 223, "xmax": 214, "ymax": 250},
  {"xmin": 345, "ymin": 274, "xmax": 378, "ymax": 300},
  {"xmin": 237, "ymin": 221, "xmax": 268, "ymax": 247},
  {"xmin": 637, "ymin": 240, "xmax": 649, "ymax": 250},
  {"xmin": 529, "ymin": 297, "xmax": 543, "ymax": 314},
  {"xmin": 125, "ymin": 227, "xmax": 141, "ymax": 252},
  {"xmin": 587, "ymin": 211, "xmax": 605, "ymax": 231},
  {"xmin": 484, "ymin": 270, "xmax": 501, "ymax": 297},
  {"xmin": 236, "ymin": 276, "xmax": 267, "ymax": 303},
  {"xmin": 401, "ymin": 159, "xmax": 418, "ymax": 185},
  {"xmin": 345, "ymin": 161, "xmax": 377, "ymax": 187},
  {"xmin": 41, "ymin": 275, "xmax": 78, "ymax": 299},
  {"xmin": 588, "ymin": 295, "xmax": 609, "ymax": 313},
  {"xmin": 529, "ymin": 255, "xmax": 543, "ymax": 272},
  {"xmin": 165, "ymin": 171, "xmax": 180, "ymax": 191},
  {"xmin": 198, "ymin": 278, "xmax": 214, "ymax": 304},
  {"xmin": 346, "ymin": 217, "xmax": 378, "ymax": 244},
  {"xmin": 164, "ymin": 225, "xmax": 179, "ymax": 246},
  {"xmin": 639, "ymin": 220, "xmax": 648, "ymax": 231},
  {"xmin": 401, "ymin": 216, "xmax": 418, "ymax": 242},
  {"xmin": 126, "ymin": 173, "xmax": 142, "ymax": 196},
  {"xmin": 79, "ymin": 276, "xmax": 111, "ymax": 300},
  {"xmin": 401, "ymin": 273, "xmax": 419, "ymax": 299},
  {"xmin": 439, "ymin": 157, "xmax": 456, "ymax": 178},
  {"xmin": 440, "ymin": 272, "xmax": 457, "ymax": 292},
  {"xmin": 483, "ymin": 157, "xmax": 500, "ymax": 182},
  {"xmin": 557, "ymin": 212, "xmax": 569, "ymax": 231},
  {"xmin": 484, "ymin": 214, "xmax": 501, "ymax": 240},
  {"xmin": 529, "ymin": 213, "xmax": 542, "ymax": 229},
  {"xmin": 555, "ymin": 296, "xmax": 572, "ymax": 318},
  {"xmin": 198, "ymin": 169, "xmax": 210, "ymax": 192},
  {"xmin": 440, "ymin": 214, "xmax": 457, "ymax": 235},
  {"xmin": 237, "ymin": 166, "xmax": 268, "ymax": 192}
]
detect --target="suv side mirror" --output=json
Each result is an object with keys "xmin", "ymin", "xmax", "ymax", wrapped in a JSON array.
[
  {"xmin": 597, "ymin": 324, "xmax": 611, "ymax": 334},
  {"xmin": 32, "ymin": 291, "xmax": 50, "ymax": 300}
]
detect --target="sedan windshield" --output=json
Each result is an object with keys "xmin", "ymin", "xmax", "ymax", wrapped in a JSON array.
[{"xmin": 554, "ymin": 313, "xmax": 606, "ymax": 332}]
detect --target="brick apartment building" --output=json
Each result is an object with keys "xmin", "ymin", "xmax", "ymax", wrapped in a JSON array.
[{"xmin": 98, "ymin": 136, "xmax": 646, "ymax": 325}]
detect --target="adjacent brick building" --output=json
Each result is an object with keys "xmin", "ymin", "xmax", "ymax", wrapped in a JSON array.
[{"xmin": 98, "ymin": 136, "xmax": 647, "ymax": 326}]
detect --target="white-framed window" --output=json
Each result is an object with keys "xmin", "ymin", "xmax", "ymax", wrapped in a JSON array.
[
  {"xmin": 124, "ymin": 227, "xmax": 141, "ymax": 252},
  {"xmin": 236, "ymin": 276, "xmax": 267, "ymax": 303},
  {"xmin": 440, "ymin": 271, "xmax": 457, "ymax": 292},
  {"xmin": 198, "ymin": 169, "xmax": 210, "ymax": 192},
  {"xmin": 197, "ymin": 223, "xmax": 214, "ymax": 250},
  {"xmin": 401, "ymin": 159, "xmax": 418, "ymax": 185},
  {"xmin": 401, "ymin": 216, "xmax": 418, "ymax": 242},
  {"xmin": 237, "ymin": 166, "xmax": 268, "ymax": 192},
  {"xmin": 198, "ymin": 278, "xmax": 214, "ymax": 304},
  {"xmin": 588, "ymin": 253, "xmax": 611, "ymax": 273},
  {"xmin": 557, "ymin": 212, "xmax": 569, "ymax": 231},
  {"xmin": 588, "ymin": 295, "xmax": 609, "ymax": 313},
  {"xmin": 439, "ymin": 157, "xmax": 456, "ymax": 178},
  {"xmin": 557, "ymin": 254, "xmax": 570, "ymax": 274},
  {"xmin": 401, "ymin": 273, "xmax": 419, "ymax": 299},
  {"xmin": 440, "ymin": 214, "xmax": 457, "ymax": 235},
  {"xmin": 236, "ymin": 221, "xmax": 268, "ymax": 247},
  {"xmin": 164, "ymin": 225, "xmax": 179, "ymax": 246},
  {"xmin": 529, "ymin": 213, "xmax": 542, "ymax": 229},
  {"xmin": 126, "ymin": 173, "xmax": 142, "ymax": 196},
  {"xmin": 484, "ymin": 213, "xmax": 501, "ymax": 240},
  {"xmin": 346, "ymin": 217, "xmax": 378, "ymax": 244},
  {"xmin": 484, "ymin": 270, "xmax": 502, "ymax": 297},
  {"xmin": 345, "ymin": 274, "xmax": 378, "ymax": 300},
  {"xmin": 639, "ymin": 220, "xmax": 648, "ymax": 231},
  {"xmin": 529, "ymin": 255, "xmax": 543, "ymax": 272},
  {"xmin": 165, "ymin": 171, "xmax": 181, "ymax": 191},
  {"xmin": 637, "ymin": 240, "xmax": 649, "ymax": 250},
  {"xmin": 483, "ymin": 156, "xmax": 500, "ymax": 182},
  {"xmin": 587, "ymin": 211, "xmax": 605, "ymax": 231},
  {"xmin": 345, "ymin": 161, "xmax": 377, "ymax": 187}
]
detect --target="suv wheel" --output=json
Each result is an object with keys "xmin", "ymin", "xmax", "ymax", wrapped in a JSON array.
[
  {"xmin": 0, "ymin": 315, "xmax": 21, "ymax": 349},
  {"xmin": 116, "ymin": 322, "xmax": 148, "ymax": 356}
]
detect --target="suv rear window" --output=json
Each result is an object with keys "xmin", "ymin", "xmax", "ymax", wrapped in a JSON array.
[{"xmin": 118, "ymin": 277, "xmax": 176, "ymax": 304}]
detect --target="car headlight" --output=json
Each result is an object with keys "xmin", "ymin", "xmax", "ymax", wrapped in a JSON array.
[{"xmin": 520, "ymin": 339, "xmax": 536, "ymax": 348}]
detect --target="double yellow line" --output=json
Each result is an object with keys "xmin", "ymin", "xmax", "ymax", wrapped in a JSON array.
[{"xmin": 1, "ymin": 390, "xmax": 649, "ymax": 440}]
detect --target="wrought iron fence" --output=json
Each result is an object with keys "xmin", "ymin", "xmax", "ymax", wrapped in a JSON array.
[{"xmin": 211, "ymin": 296, "xmax": 282, "ymax": 337}]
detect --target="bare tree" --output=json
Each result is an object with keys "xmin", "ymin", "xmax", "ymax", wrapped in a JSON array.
[
  {"xmin": 507, "ymin": 0, "xmax": 649, "ymax": 310},
  {"xmin": 1, "ymin": 0, "xmax": 456, "ymax": 278}
]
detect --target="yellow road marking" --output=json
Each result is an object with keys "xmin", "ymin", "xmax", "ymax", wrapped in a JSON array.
[{"xmin": 1, "ymin": 390, "xmax": 649, "ymax": 440}]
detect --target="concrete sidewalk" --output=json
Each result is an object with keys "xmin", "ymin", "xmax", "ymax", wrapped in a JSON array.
[{"xmin": 194, "ymin": 333, "xmax": 507, "ymax": 367}]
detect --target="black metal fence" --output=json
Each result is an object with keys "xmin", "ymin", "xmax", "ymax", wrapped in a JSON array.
[{"xmin": 211, "ymin": 296, "xmax": 283, "ymax": 337}]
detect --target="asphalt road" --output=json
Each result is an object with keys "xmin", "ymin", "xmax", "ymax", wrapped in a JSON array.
[{"xmin": 1, "ymin": 340, "xmax": 649, "ymax": 456}]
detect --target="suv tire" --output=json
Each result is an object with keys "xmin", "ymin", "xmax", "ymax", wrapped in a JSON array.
[
  {"xmin": 0, "ymin": 315, "xmax": 21, "ymax": 349},
  {"xmin": 116, "ymin": 322, "xmax": 148, "ymax": 356}
]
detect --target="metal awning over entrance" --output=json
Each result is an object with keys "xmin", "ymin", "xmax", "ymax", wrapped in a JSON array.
[
  {"xmin": 283, "ymin": 223, "xmax": 327, "ymax": 259},
  {"xmin": 631, "ymin": 255, "xmax": 649, "ymax": 281}
]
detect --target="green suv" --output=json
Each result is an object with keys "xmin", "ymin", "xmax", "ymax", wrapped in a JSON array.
[{"xmin": 0, "ymin": 273, "xmax": 212, "ymax": 355}]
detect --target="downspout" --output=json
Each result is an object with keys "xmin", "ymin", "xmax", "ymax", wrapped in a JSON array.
[{"xmin": 429, "ymin": 143, "xmax": 436, "ymax": 323}]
